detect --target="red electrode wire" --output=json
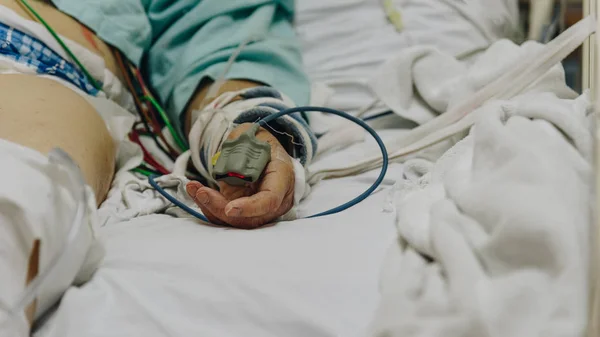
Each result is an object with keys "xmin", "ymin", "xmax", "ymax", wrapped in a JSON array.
[
  {"xmin": 114, "ymin": 51, "xmax": 180, "ymax": 159},
  {"xmin": 129, "ymin": 131, "xmax": 171, "ymax": 175}
]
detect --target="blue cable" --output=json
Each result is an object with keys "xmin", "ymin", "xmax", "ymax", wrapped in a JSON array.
[
  {"xmin": 258, "ymin": 106, "xmax": 389, "ymax": 218},
  {"xmin": 362, "ymin": 110, "xmax": 393, "ymax": 122},
  {"xmin": 314, "ymin": 110, "xmax": 392, "ymax": 139},
  {"xmin": 148, "ymin": 106, "xmax": 389, "ymax": 222},
  {"xmin": 148, "ymin": 175, "xmax": 209, "ymax": 222}
]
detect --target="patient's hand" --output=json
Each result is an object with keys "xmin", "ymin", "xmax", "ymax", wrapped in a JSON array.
[{"xmin": 186, "ymin": 124, "xmax": 295, "ymax": 229}]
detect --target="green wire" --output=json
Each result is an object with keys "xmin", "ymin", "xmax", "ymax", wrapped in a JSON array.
[
  {"xmin": 145, "ymin": 95, "xmax": 189, "ymax": 151},
  {"xmin": 18, "ymin": 0, "xmax": 102, "ymax": 91},
  {"xmin": 22, "ymin": 0, "xmax": 188, "ymax": 153},
  {"xmin": 131, "ymin": 167, "xmax": 155, "ymax": 177}
]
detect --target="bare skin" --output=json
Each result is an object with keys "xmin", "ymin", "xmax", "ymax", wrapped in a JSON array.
[
  {"xmin": 184, "ymin": 80, "xmax": 297, "ymax": 229},
  {"xmin": 186, "ymin": 123, "xmax": 295, "ymax": 229},
  {"xmin": 0, "ymin": 75, "xmax": 116, "ymax": 203},
  {"xmin": 0, "ymin": 0, "xmax": 295, "ymax": 225},
  {"xmin": 0, "ymin": 0, "xmax": 120, "ymax": 203},
  {"xmin": 1, "ymin": 0, "xmax": 120, "ymax": 77}
]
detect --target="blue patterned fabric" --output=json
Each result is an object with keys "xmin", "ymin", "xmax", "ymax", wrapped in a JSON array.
[{"xmin": 0, "ymin": 22, "xmax": 100, "ymax": 96}]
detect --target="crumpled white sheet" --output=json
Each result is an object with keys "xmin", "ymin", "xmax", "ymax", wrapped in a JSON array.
[
  {"xmin": 33, "ymin": 138, "xmax": 403, "ymax": 337},
  {"xmin": 369, "ymin": 40, "xmax": 578, "ymax": 127},
  {"xmin": 0, "ymin": 141, "xmax": 104, "ymax": 337},
  {"xmin": 298, "ymin": 0, "xmax": 521, "ymax": 123},
  {"xmin": 367, "ymin": 89, "xmax": 593, "ymax": 337},
  {"xmin": 309, "ymin": 23, "xmax": 590, "ymax": 184},
  {"xmin": 98, "ymin": 147, "xmax": 309, "ymax": 226},
  {"xmin": 0, "ymin": 7, "xmax": 143, "ymax": 336}
]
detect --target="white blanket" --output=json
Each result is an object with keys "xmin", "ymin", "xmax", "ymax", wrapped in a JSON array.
[
  {"xmin": 34, "ymin": 41, "xmax": 593, "ymax": 336},
  {"xmin": 35, "ymin": 153, "xmax": 402, "ymax": 337},
  {"xmin": 367, "ymin": 48, "xmax": 593, "ymax": 337},
  {"xmin": 298, "ymin": 0, "xmax": 521, "ymax": 126},
  {"xmin": 31, "ymin": 3, "xmax": 592, "ymax": 336}
]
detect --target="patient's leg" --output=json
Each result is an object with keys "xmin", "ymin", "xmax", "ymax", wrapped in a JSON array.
[{"xmin": 0, "ymin": 74, "xmax": 116, "ymax": 204}]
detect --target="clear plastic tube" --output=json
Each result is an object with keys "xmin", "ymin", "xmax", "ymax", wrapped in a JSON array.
[{"xmin": 308, "ymin": 15, "xmax": 597, "ymax": 183}]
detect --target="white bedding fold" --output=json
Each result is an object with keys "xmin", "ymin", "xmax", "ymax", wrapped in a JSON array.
[{"xmin": 369, "ymin": 91, "xmax": 592, "ymax": 337}]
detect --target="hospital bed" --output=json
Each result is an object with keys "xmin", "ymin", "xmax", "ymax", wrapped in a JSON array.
[{"xmin": 1, "ymin": 1, "xmax": 598, "ymax": 336}]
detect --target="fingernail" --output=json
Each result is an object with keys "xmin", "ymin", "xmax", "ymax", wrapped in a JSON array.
[
  {"xmin": 225, "ymin": 206, "xmax": 242, "ymax": 217},
  {"xmin": 197, "ymin": 191, "xmax": 209, "ymax": 205},
  {"xmin": 187, "ymin": 184, "xmax": 198, "ymax": 197}
]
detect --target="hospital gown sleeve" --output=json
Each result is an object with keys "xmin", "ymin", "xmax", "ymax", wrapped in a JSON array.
[{"xmin": 51, "ymin": 0, "xmax": 316, "ymax": 165}]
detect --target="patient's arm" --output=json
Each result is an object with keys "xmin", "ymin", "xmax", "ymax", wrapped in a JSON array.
[
  {"xmin": 184, "ymin": 79, "xmax": 262, "ymax": 135},
  {"xmin": 184, "ymin": 80, "xmax": 297, "ymax": 228}
]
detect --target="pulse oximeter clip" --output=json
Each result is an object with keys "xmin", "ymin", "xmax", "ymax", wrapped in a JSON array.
[
  {"xmin": 149, "ymin": 106, "xmax": 389, "ymax": 223},
  {"xmin": 212, "ymin": 124, "xmax": 271, "ymax": 186}
]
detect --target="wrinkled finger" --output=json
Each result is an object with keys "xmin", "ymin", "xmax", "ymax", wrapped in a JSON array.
[
  {"xmin": 218, "ymin": 181, "xmax": 254, "ymax": 200},
  {"xmin": 193, "ymin": 201, "xmax": 227, "ymax": 226},
  {"xmin": 195, "ymin": 188, "xmax": 278, "ymax": 229},
  {"xmin": 224, "ymin": 191, "xmax": 283, "ymax": 218},
  {"xmin": 186, "ymin": 181, "xmax": 204, "ymax": 198},
  {"xmin": 199, "ymin": 208, "xmax": 227, "ymax": 226},
  {"xmin": 225, "ymin": 161, "xmax": 293, "ymax": 217},
  {"xmin": 225, "ymin": 214, "xmax": 280, "ymax": 229},
  {"xmin": 186, "ymin": 182, "xmax": 227, "ymax": 225},
  {"xmin": 190, "ymin": 186, "xmax": 230, "ymax": 219}
]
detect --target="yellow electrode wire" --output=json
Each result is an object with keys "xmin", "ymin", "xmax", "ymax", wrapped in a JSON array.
[
  {"xmin": 211, "ymin": 152, "xmax": 221, "ymax": 166},
  {"xmin": 382, "ymin": 0, "xmax": 403, "ymax": 32}
]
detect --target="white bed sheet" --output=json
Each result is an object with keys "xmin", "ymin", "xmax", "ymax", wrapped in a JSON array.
[
  {"xmin": 297, "ymin": 0, "xmax": 520, "ymax": 121},
  {"xmin": 31, "ymin": 1, "xmax": 530, "ymax": 336},
  {"xmin": 35, "ymin": 134, "xmax": 404, "ymax": 337}
]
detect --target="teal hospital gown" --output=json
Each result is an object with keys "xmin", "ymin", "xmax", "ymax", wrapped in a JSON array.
[{"xmin": 51, "ymin": 0, "xmax": 311, "ymax": 134}]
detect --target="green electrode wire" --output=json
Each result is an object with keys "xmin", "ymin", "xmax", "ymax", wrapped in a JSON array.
[
  {"xmin": 132, "ymin": 167, "xmax": 155, "ymax": 177},
  {"xmin": 21, "ymin": 0, "xmax": 189, "ymax": 165},
  {"xmin": 145, "ymin": 94, "xmax": 188, "ymax": 151},
  {"xmin": 18, "ymin": 0, "xmax": 102, "ymax": 91}
]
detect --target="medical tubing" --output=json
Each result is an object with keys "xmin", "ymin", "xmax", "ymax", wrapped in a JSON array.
[
  {"xmin": 148, "ymin": 106, "xmax": 389, "ymax": 223},
  {"xmin": 17, "ymin": 0, "xmax": 102, "ymax": 91},
  {"xmin": 131, "ymin": 68, "xmax": 188, "ymax": 151},
  {"xmin": 133, "ymin": 167, "xmax": 158, "ymax": 177},
  {"xmin": 115, "ymin": 52, "xmax": 178, "ymax": 159},
  {"xmin": 363, "ymin": 110, "xmax": 393, "ymax": 121},
  {"xmin": 18, "ymin": 1, "xmax": 181, "ymax": 174},
  {"xmin": 145, "ymin": 94, "xmax": 188, "ymax": 151},
  {"xmin": 259, "ymin": 106, "xmax": 389, "ymax": 218},
  {"xmin": 20, "ymin": 0, "xmax": 186, "ymax": 159},
  {"xmin": 129, "ymin": 131, "xmax": 171, "ymax": 175},
  {"xmin": 148, "ymin": 175, "xmax": 210, "ymax": 222},
  {"xmin": 204, "ymin": 36, "xmax": 256, "ymax": 104},
  {"xmin": 309, "ymin": 15, "xmax": 597, "ymax": 181}
]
